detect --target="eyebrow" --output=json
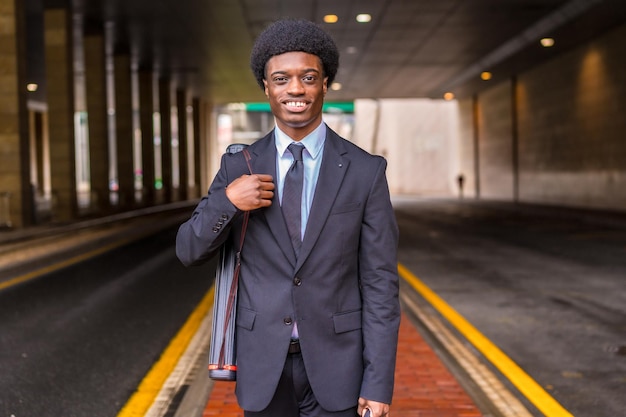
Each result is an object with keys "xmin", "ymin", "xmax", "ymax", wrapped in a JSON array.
[{"xmin": 270, "ymin": 68, "xmax": 321, "ymax": 77}]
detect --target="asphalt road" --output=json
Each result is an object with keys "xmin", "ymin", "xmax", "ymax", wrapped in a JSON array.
[
  {"xmin": 394, "ymin": 198, "xmax": 626, "ymax": 417},
  {"xmin": 0, "ymin": 226, "xmax": 214, "ymax": 417}
]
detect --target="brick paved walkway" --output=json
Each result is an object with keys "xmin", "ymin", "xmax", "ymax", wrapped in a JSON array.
[{"xmin": 203, "ymin": 313, "xmax": 483, "ymax": 416}]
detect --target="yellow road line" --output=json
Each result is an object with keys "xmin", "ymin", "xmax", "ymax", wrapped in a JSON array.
[
  {"xmin": 0, "ymin": 232, "xmax": 215, "ymax": 416},
  {"xmin": 116, "ymin": 286, "xmax": 214, "ymax": 417},
  {"xmin": 398, "ymin": 263, "xmax": 574, "ymax": 417},
  {"xmin": 0, "ymin": 238, "xmax": 134, "ymax": 292}
]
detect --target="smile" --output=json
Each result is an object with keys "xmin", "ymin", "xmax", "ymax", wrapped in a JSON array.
[{"xmin": 285, "ymin": 101, "xmax": 307, "ymax": 108}]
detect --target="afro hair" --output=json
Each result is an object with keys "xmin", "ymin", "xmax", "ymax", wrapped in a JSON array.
[{"xmin": 250, "ymin": 19, "xmax": 340, "ymax": 89}]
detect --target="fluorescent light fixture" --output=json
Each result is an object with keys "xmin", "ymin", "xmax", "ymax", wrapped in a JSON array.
[
  {"xmin": 330, "ymin": 82, "xmax": 342, "ymax": 91},
  {"xmin": 540, "ymin": 37, "xmax": 555, "ymax": 47},
  {"xmin": 27, "ymin": 83, "xmax": 38, "ymax": 92},
  {"xmin": 324, "ymin": 14, "xmax": 338, "ymax": 23},
  {"xmin": 356, "ymin": 14, "xmax": 371, "ymax": 23}
]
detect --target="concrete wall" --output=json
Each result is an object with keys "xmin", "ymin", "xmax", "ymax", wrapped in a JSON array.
[
  {"xmin": 456, "ymin": 99, "xmax": 477, "ymax": 198},
  {"xmin": 458, "ymin": 22, "xmax": 626, "ymax": 211},
  {"xmin": 477, "ymin": 82, "xmax": 515, "ymax": 200},
  {"xmin": 353, "ymin": 99, "xmax": 458, "ymax": 196}
]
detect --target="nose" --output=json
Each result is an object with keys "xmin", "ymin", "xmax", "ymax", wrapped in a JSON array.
[{"xmin": 287, "ymin": 78, "xmax": 305, "ymax": 95}]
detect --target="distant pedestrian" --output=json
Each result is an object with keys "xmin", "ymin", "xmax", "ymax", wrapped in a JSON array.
[{"xmin": 457, "ymin": 174, "xmax": 465, "ymax": 199}]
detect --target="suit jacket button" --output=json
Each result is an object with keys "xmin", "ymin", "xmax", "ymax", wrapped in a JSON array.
[
  {"xmin": 221, "ymin": 214, "xmax": 229, "ymax": 220},
  {"xmin": 293, "ymin": 277, "xmax": 302, "ymax": 286},
  {"xmin": 212, "ymin": 227, "xmax": 219, "ymax": 233},
  {"xmin": 283, "ymin": 317, "xmax": 293, "ymax": 325}
]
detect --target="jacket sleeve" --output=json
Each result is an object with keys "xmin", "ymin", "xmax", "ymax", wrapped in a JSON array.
[
  {"xmin": 358, "ymin": 157, "xmax": 401, "ymax": 404},
  {"xmin": 175, "ymin": 152, "xmax": 244, "ymax": 267}
]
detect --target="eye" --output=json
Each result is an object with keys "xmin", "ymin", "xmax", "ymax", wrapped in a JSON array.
[
  {"xmin": 302, "ymin": 75, "xmax": 317, "ymax": 83},
  {"xmin": 273, "ymin": 76, "xmax": 288, "ymax": 84}
]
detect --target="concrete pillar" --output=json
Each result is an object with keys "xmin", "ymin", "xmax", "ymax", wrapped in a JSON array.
[
  {"xmin": 83, "ymin": 29, "xmax": 109, "ymax": 212},
  {"xmin": 0, "ymin": 0, "xmax": 30, "ymax": 228},
  {"xmin": 138, "ymin": 69, "xmax": 155, "ymax": 205},
  {"xmin": 176, "ymin": 89, "xmax": 188, "ymax": 201},
  {"xmin": 472, "ymin": 94, "xmax": 481, "ymax": 198},
  {"xmin": 28, "ymin": 106, "xmax": 52, "ymax": 223},
  {"xmin": 158, "ymin": 77, "xmax": 172, "ymax": 203},
  {"xmin": 28, "ymin": 110, "xmax": 44, "ymax": 196},
  {"xmin": 114, "ymin": 52, "xmax": 134, "ymax": 209},
  {"xmin": 200, "ymin": 100, "xmax": 213, "ymax": 194},
  {"xmin": 192, "ymin": 97, "xmax": 202, "ymax": 198},
  {"xmin": 511, "ymin": 76, "xmax": 520, "ymax": 203},
  {"xmin": 44, "ymin": 5, "xmax": 77, "ymax": 221}
]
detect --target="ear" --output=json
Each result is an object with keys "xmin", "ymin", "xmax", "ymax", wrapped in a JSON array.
[
  {"xmin": 263, "ymin": 79, "xmax": 269, "ymax": 97},
  {"xmin": 323, "ymin": 77, "xmax": 328, "ymax": 96}
]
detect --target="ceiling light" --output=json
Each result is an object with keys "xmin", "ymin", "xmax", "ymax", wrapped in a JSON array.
[
  {"xmin": 480, "ymin": 71, "xmax": 492, "ymax": 81},
  {"xmin": 324, "ymin": 14, "xmax": 338, "ymax": 24},
  {"xmin": 443, "ymin": 92, "xmax": 455, "ymax": 101},
  {"xmin": 356, "ymin": 14, "xmax": 371, "ymax": 23},
  {"xmin": 27, "ymin": 83, "xmax": 38, "ymax": 92},
  {"xmin": 540, "ymin": 37, "xmax": 555, "ymax": 47},
  {"xmin": 331, "ymin": 82, "xmax": 342, "ymax": 91}
]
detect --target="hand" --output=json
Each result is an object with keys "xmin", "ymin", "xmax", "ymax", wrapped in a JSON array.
[
  {"xmin": 226, "ymin": 174, "xmax": 274, "ymax": 211},
  {"xmin": 358, "ymin": 397, "xmax": 390, "ymax": 417}
]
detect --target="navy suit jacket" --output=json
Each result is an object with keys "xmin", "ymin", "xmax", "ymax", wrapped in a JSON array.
[{"xmin": 176, "ymin": 126, "xmax": 400, "ymax": 412}]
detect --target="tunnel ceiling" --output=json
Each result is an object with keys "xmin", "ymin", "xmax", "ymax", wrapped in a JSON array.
[{"xmin": 37, "ymin": 0, "xmax": 626, "ymax": 104}]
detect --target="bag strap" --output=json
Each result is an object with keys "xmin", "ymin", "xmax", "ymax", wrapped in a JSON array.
[
  {"xmin": 217, "ymin": 147, "xmax": 253, "ymax": 369},
  {"xmin": 238, "ymin": 148, "xmax": 253, "ymax": 251}
]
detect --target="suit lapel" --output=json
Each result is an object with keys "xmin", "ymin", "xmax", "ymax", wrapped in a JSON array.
[
  {"xmin": 248, "ymin": 131, "xmax": 297, "ymax": 266},
  {"xmin": 297, "ymin": 127, "xmax": 348, "ymax": 269}
]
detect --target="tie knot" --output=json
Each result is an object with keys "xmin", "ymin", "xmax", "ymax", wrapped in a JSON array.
[{"xmin": 288, "ymin": 143, "xmax": 304, "ymax": 162}]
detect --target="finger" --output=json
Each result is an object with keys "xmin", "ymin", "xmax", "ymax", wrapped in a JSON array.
[
  {"xmin": 257, "ymin": 192, "xmax": 273, "ymax": 202},
  {"xmin": 255, "ymin": 174, "xmax": 274, "ymax": 182},
  {"xmin": 259, "ymin": 181, "xmax": 275, "ymax": 190}
]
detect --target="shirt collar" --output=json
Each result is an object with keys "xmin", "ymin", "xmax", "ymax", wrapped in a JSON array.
[{"xmin": 275, "ymin": 121, "xmax": 326, "ymax": 160}]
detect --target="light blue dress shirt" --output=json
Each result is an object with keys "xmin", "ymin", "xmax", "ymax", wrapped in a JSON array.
[{"xmin": 275, "ymin": 122, "xmax": 326, "ymax": 241}]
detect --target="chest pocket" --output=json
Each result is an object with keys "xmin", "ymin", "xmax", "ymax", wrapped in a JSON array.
[{"xmin": 330, "ymin": 202, "xmax": 361, "ymax": 216}]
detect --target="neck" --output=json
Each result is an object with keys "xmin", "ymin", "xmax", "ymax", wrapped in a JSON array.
[{"xmin": 276, "ymin": 117, "xmax": 323, "ymax": 141}]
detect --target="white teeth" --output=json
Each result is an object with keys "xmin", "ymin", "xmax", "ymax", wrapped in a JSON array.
[{"xmin": 286, "ymin": 102, "xmax": 306, "ymax": 108}]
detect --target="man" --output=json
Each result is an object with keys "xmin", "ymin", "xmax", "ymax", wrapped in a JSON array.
[{"xmin": 176, "ymin": 19, "xmax": 400, "ymax": 417}]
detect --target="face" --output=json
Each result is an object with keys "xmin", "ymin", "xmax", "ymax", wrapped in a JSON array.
[{"xmin": 263, "ymin": 51, "xmax": 328, "ymax": 140}]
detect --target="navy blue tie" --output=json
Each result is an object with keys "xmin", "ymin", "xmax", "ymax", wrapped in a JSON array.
[{"xmin": 282, "ymin": 143, "xmax": 304, "ymax": 255}]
